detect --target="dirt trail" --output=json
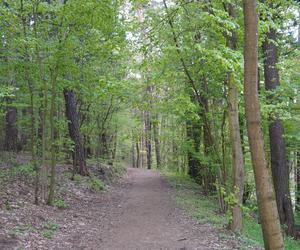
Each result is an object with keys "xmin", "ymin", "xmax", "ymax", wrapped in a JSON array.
[
  {"xmin": 11, "ymin": 168, "xmax": 241, "ymax": 249},
  {"xmin": 99, "ymin": 168, "xmax": 238, "ymax": 250}
]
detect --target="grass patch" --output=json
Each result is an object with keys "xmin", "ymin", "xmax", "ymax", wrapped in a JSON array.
[
  {"xmin": 9, "ymin": 221, "xmax": 60, "ymax": 239},
  {"xmin": 162, "ymin": 170, "xmax": 300, "ymax": 250},
  {"xmin": 162, "ymin": 171, "xmax": 225, "ymax": 228},
  {"xmin": 8, "ymin": 224, "xmax": 37, "ymax": 238},
  {"xmin": 41, "ymin": 222, "xmax": 59, "ymax": 239},
  {"xmin": 89, "ymin": 176, "xmax": 106, "ymax": 191},
  {"xmin": 71, "ymin": 173, "xmax": 106, "ymax": 192},
  {"xmin": 53, "ymin": 199, "xmax": 69, "ymax": 209},
  {"xmin": 72, "ymin": 174, "xmax": 83, "ymax": 183},
  {"xmin": 0, "ymin": 163, "xmax": 35, "ymax": 181},
  {"xmin": 242, "ymin": 217, "xmax": 300, "ymax": 250}
]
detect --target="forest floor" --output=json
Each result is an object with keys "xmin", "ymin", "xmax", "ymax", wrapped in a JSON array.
[{"xmin": 1, "ymin": 163, "xmax": 258, "ymax": 250}]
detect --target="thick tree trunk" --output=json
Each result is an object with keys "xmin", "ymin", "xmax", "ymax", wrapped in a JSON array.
[
  {"xmin": 227, "ymin": 4, "xmax": 245, "ymax": 233},
  {"xmin": 64, "ymin": 89, "xmax": 88, "ymax": 176},
  {"xmin": 243, "ymin": 1, "xmax": 284, "ymax": 249},
  {"xmin": 4, "ymin": 106, "xmax": 18, "ymax": 152},
  {"xmin": 263, "ymin": 26, "xmax": 295, "ymax": 235},
  {"xmin": 153, "ymin": 113, "xmax": 161, "ymax": 168}
]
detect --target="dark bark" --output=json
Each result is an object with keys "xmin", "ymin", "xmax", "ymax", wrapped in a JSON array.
[
  {"xmin": 64, "ymin": 89, "xmax": 88, "ymax": 176},
  {"xmin": 263, "ymin": 27, "xmax": 295, "ymax": 235},
  {"xmin": 145, "ymin": 110, "xmax": 152, "ymax": 169},
  {"xmin": 186, "ymin": 119, "xmax": 201, "ymax": 179},
  {"xmin": 99, "ymin": 132, "xmax": 109, "ymax": 159},
  {"xmin": 132, "ymin": 137, "xmax": 136, "ymax": 168},
  {"xmin": 110, "ymin": 131, "xmax": 117, "ymax": 164},
  {"xmin": 84, "ymin": 135, "xmax": 92, "ymax": 158},
  {"xmin": 141, "ymin": 112, "xmax": 146, "ymax": 168},
  {"xmin": 4, "ymin": 106, "xmax": 18, "ymax": 152},
  {"xmin": 152, "ymin": 113, "xmax": 161, "ymax": 168},
  {"xmin": 239, "ymin": 113, "xmax": 245, "ymax": 155}
]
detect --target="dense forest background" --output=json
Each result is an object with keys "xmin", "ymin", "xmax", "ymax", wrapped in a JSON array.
[{"xmin": 0, "ymin": 0, "xmax": 299, "ymax": 249}]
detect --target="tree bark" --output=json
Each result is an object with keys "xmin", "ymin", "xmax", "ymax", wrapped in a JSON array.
[
  {"xmin": 186, "ymin": 118, "xmax": 201, "ymax": 179},
  {"xmin": 297, "ymin": 152, "xmax": 300, "ymax": 211},
  {"xmin": 202, "ymin": 80, "xmax": 215, "ymax": 193},
  {"xmin": 21, "ymin": 1, "xmax": 42, "ymax": 204},
  {"xmin": 145, "ymin": 109, "xmax": 152, "ymax": 169},
  {"xmin": 263, "ymin": 26, "xmax": 295, "ymax": 235},
  {"xmin": 64, "ymin": 89, "xmax": 88, "ymax": 176},
  {"xmin": 110, "ymin": 130, "xmax": 117, "ymax": 164},
  {"xmin": 227, "ymin": 3, "xmax": 245, "ymax": 233},
  {"xmin": 153, "ymin": 113, "xmax": 161, "ymax": 168},
  {"xmin": 228, "ymin": 71, "xmax": 245, "ymax": 232},
  {"xmin": 4, "ymin": 106, "xmax": 18, "ymax": 152},
  {"xmin": 99, "ymin": 131, "xmax": 109, "ymax": 159},
  {"xmin": 47, "ymin": 69, "xmax": 58, "ymax": 205},
  {"xmin": 243, "ymin": 1, "xmax": 284, "ymax": 249},
  {"xmin": 136, "ymin": 140, "xmax": 140, "ymax": 168},
  {"xmin": 132, "ymin": 132, "xmax": 136, "ymax": 168}
]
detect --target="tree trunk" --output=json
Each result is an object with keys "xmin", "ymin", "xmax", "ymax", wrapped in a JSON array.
[
  {"xmin": 145, "ymin": 109, "xmax": 152, "ymax": 169},
  {"xmin": 4, "ymin": 106, "xmax": 18, "ymax": 152},
  {"xmin": 186, "ymin": 119, "xmax": 201, "ymax": 179},
  {"xmin": 140, "ymin": 112, "xmax": 146, "ymax": 168},
  {"xmin": 228, "ymin": 72, "xmax": 245, "ymax": 232},
  {"xmin": 297, "ymin": 152, "xmax": 300, "ymax": 211},
  {"xmin": 153, "ymin": 113, "xmax": 161, "ymax": 168},
  {"xmin": 132, "ymin": 133, "xmax": 136, "ymax": 167},
  {"xmin": 110, "ymin": 130, "xmax": 117, "ymax": 164},
  {"xmin": 99, "ymin": 131, "xmax": 109, "ymax": 159},
  {"xmin": 136, "ymin": 140, "xmax": 140, "ymax": 168},
  {"xmin": 202, "ymin": 81, "xmax": 215, "ymax": 193},
  {"xmin": 227, "ymin": 4, "xmax": 245, "ymax": 233},
  {"xmin": 243, "ymin": 1, "xmax": 284, "ymax": 249},
  {"xmin": 263, "ymin": 26, "xmax": 295, "ymax": 235},
  {"xmin": 47, "ymin": 70, "xmax": 58, "ymax": 205},
  {"xmin": 64, "ymin": 89, "xmax": 88, "ymax": 176}
]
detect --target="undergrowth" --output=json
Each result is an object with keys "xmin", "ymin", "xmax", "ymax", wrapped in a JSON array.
[{"xmin": 162, "ymin": 170, "xmax": 300, "ymax": 250}]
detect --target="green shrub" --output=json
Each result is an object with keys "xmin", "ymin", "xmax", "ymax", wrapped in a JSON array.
[
  {"xmin": 73, "ymin": 174, "xmax": 82, "ymax": 183},
  {"xmin": 89, "ymin": 177, "xmax": 105, "ymax": 191},
  {"xmin": 42, "ymin": 222, "xmax": 59, "ymax": 239},
  {"xmin": 11, "ymin": 163, "xmax": 35, "ymax": 176},
  {"xmin": 53, "ymin": 199, "xmax": 69, "ymax": 209}
]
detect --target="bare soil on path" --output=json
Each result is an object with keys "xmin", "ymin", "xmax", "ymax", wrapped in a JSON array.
[
  {"xmin": 1, "ymin": 167, "xmax": 242, "ymax": 250},
  {"xmin": 94, "ymin": 168, "xmax": 239, "ymax": 250}
]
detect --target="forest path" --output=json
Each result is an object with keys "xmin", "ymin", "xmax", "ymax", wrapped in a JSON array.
[
  {"xmin": 38, "ymin": 168, "xmax": 240, "ymax": 250},
  {"xmin": 98, "ymin": 168, "xmax": 236, "ymax": 250}
]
